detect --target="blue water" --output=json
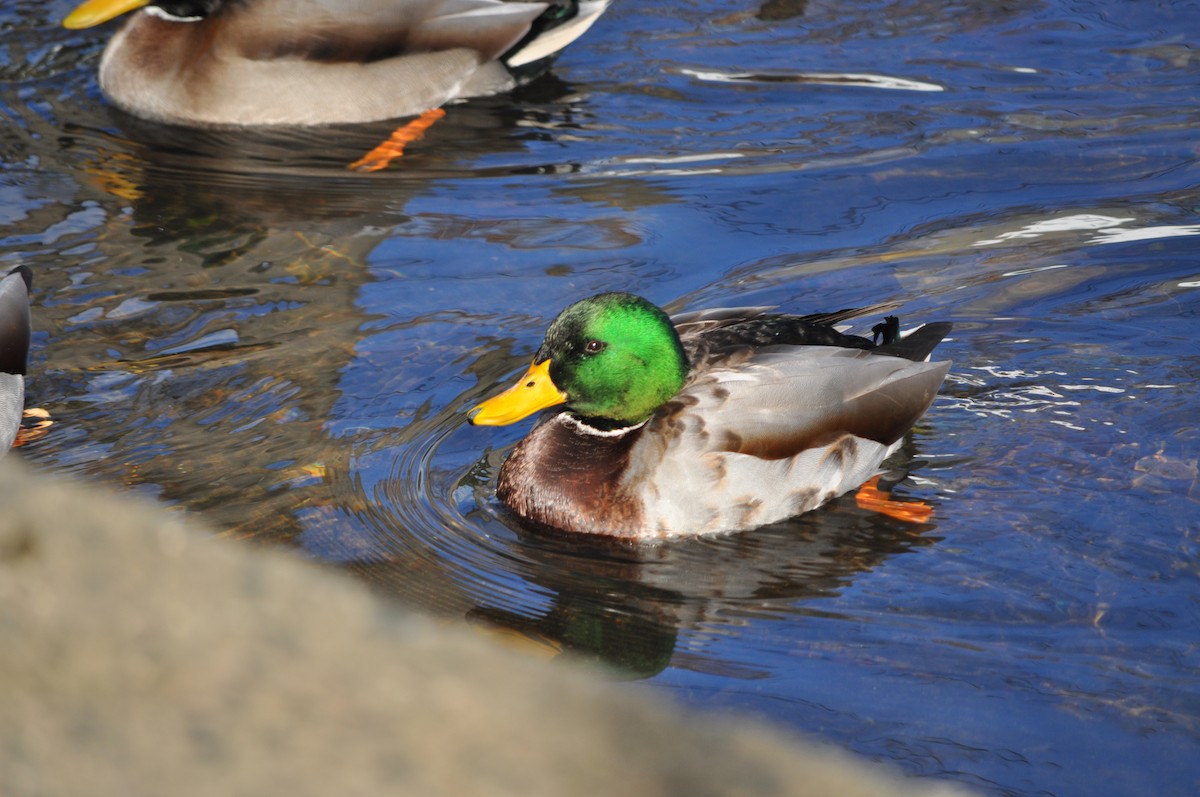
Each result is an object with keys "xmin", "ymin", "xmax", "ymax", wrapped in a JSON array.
[{"xmin": 4, "ymin": 1, "xmax": 1200, "ymax": 794}]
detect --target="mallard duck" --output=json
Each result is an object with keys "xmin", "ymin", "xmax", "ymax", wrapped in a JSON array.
[
  {"xmin": 1, "ymin": 266, "xmax": 32, "ymax": 455},
  {"xmin": 62, "ymin": 0, "xmax": 609, "ymax": 127},
  {"xmin": 469, "ymin": 292, "xmax": 952, "ymax": 539}
]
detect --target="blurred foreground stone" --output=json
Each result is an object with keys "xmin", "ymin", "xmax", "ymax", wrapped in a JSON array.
[{"xmin": 0, "ymin": 459, "xmax": 968, "ymax": 797}]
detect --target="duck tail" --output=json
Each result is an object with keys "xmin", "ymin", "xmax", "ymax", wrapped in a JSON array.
[
  {"xmin": 503, "ymin": 0, "xmax": 610, "ymax": 76},
  {"xmin": 873, "ymin": 321, "xmax": 952, "ymax": 362}
]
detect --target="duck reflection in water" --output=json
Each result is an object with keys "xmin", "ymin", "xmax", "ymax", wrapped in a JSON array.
[{"xmin": 350, "ymin": 454, "xmax": 942, "ymax": 679}]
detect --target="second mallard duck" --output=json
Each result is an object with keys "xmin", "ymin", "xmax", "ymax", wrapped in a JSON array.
[
  {"xmin": 1, "ymin": 266, "xmax": 32, "ymax": 455},
  {"xmin": 63, "ymin": 0, "xmax": 609, "ymax": 126},
  {"xmin": 469, "ymin": 292, "xmax": 952, "ymax": 539}
]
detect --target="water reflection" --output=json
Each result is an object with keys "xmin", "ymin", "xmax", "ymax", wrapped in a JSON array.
[
  {"xmin": 488, "ymin": 504, "xmax": 938, "ymax": 678},
  {"xmin": 25, "ymin": 71, "xmax": 630, "ymax": 538},
  {"xmin": 346, "ymin": 433, "xmax": 940, "ymax": 679},
  {"xmin": 32, "ymin": 141, "xmax": 381, "ymax": 535}
]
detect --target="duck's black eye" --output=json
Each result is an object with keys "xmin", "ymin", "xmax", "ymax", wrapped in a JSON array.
[{"xmin": 584, "ymin": 339, "xmax": 607, "ymax": 354}]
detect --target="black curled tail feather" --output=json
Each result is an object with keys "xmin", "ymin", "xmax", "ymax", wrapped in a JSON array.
[
  {"xmin": 873, "ymin": 322, "xmax": 953, "ymax": 362},
  {"xmin": 871, "ymin": 316, "xmax": 900, "ymax": 346}
]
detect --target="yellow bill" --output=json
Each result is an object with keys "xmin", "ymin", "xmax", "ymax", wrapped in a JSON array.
[
  {"xmin": 468, "ymin": 359, "xmax": 566, "ymax": 426},
  {"xmin": 64, "ymin": 0, "xmax": 149, "ymax": 29}
]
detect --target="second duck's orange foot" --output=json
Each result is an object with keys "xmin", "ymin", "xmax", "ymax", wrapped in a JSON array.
[
  {"xmin": 349, "ymin": 108, "xmax": 447, "ymax": 172},
  {"xmin": 14, "ymin": 407, "xmax": 52, "ymax": 447},
  {"xmin": 854, "ymin": 475, "xmax": 933, "ymax": 523}
]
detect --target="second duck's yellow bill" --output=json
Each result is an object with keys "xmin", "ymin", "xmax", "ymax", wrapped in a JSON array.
[
  {"xmin": 469, "ymin": 359, "xmax": 566, "ymax": 426},
  {"xmin": 64, "ymin": 0, "xmax": 149, "ymax": 29}
]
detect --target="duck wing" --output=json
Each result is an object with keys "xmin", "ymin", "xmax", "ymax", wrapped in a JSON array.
[
  {"xmin": 669, "ymin": 301, "xmax": 898, "ymax": 339},
  {"xmin": 673, "ymin": 345, "xmax": 951, "ymax": 461},
  {"xmin": 678, "ymin": 308, "xmax": 899, "ymax": 371},
  {"xmin": 231, "ymin": 0, "xmax": 550, "ymax": 62},
  {"xmin": 670, "ymin": 305, "xmax": 775, "ymax": 333}
]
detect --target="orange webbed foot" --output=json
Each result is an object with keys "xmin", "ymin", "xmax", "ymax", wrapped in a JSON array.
[
  {"xmin": 855, "ymin": 475, "xmax": 933, "ymax": 523},
  {"xmin": 13, "ymin": 407, "xmax": 52, "ymax": 447},
  {"xmin": 349, "ymin": 108, "xmax": 446, "ymax": 172}
]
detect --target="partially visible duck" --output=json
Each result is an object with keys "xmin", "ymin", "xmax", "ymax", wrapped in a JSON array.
[
  {"xmin": 469, "ymin": 292, "xmax": 952, "ymax": 539},
  {"xmin": 62, "ymin": 0, "xmax": 609, "ymax": 127},
  {"xmin": 1, "ymin": 266, "xmax": 32, "ymax": 455}
]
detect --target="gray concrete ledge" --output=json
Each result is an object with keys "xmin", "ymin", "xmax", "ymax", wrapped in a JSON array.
[{"xmin": 0, "ymin": 458, "xmax": 968, "ymax": 797}]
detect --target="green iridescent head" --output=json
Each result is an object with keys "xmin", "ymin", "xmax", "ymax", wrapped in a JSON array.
[{"xmin": 470, "ymin": 292, "xmax": 690, "ymax": 428}]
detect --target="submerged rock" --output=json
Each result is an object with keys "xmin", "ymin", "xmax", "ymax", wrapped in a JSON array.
[{"xmin": 0, "ymin": 459, "xmax": 967, "ymax": 797}]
